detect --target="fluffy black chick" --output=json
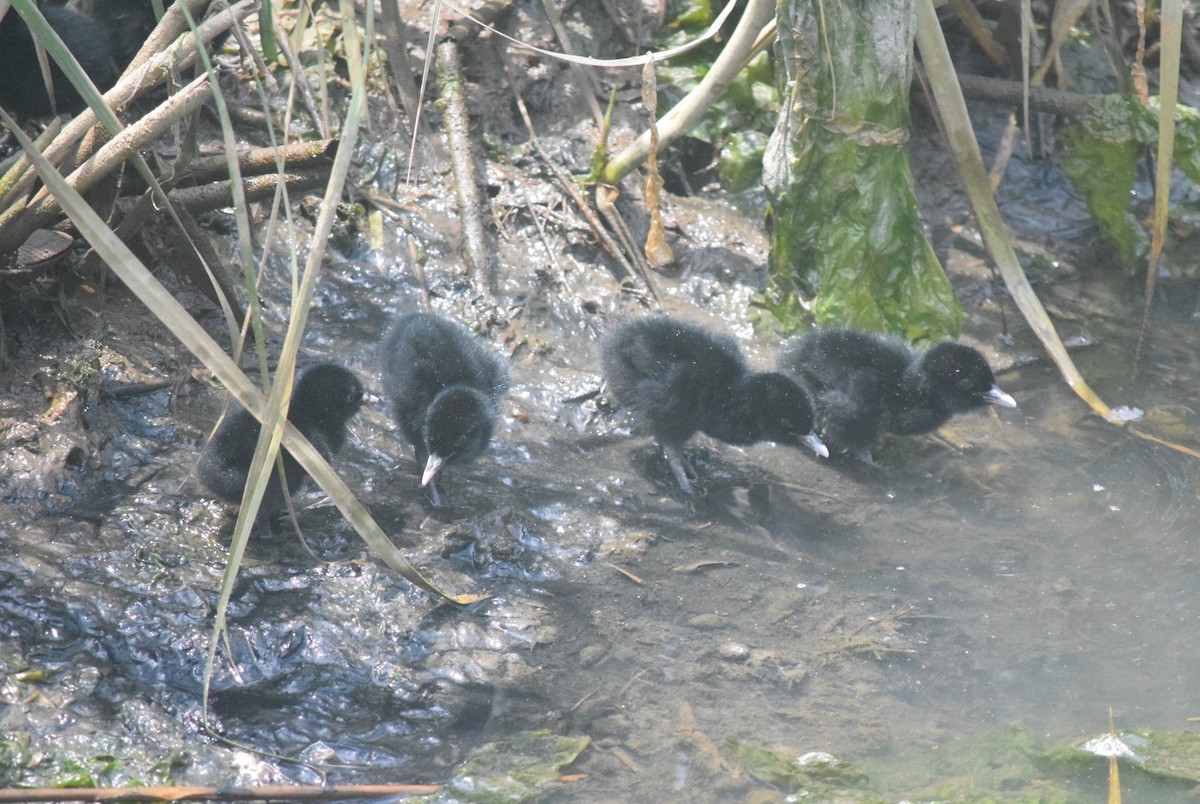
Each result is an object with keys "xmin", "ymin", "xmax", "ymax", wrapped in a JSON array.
[
  {"xmin": 198, "ymin": 363, "xmax": 364, "ymax": 513},
  {"xmin": 380, "ymin": 313, "xmax": 509, "ymax": 507},
  {"xmin": 601, "ymin": 316, "xmax": 827, "ymax": 494},
  {"xmin": 0, "ymin": 5, "xmax": 119, "ymax": 116},
  {"xmin": 776, "ymin": 328, "xmax": 1016, "ymax": 458}
]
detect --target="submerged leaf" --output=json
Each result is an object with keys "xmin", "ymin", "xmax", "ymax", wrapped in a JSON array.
[
  {"xmin": 1059, "ymin": 96, "xmax": 1148, "ymax": 268},
  {"xmin": 444, "ymin": 730, "xmax": 589, "ymax": 802},
  {"xmin": 1059, "ymin": 94, "xmax": 1200, "ymax": 274},
  {"xmin": 723, "ymin": 736, "xmax": 867, "ymax": 793},
  {"xmin": 1042, "ymin": 729, "xmax": 1200, "ymax": 785}
]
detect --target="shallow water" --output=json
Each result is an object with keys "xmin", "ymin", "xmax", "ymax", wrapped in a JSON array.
[{"xmin": 3, "ymin": 44, "xmax": 1200, "ymax": 804}]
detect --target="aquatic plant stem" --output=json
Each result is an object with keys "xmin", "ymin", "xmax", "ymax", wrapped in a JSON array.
[
  {"xmin": 913, "ymin": 0, "xmax": 1110, "ymax": 419},
  {"xmin": 766, "ymin": 0, "xmax": 961, "ymax": 338},
  {"xmin": 1133, "ymin": 0, "xmax": 1184, "ymax": 380}
]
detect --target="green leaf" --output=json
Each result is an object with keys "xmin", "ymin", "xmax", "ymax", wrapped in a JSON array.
[
  {"xmin": 671, "ymin": 0, "xmax": 713, "ymax": 31},
  {"xmin": 719, "ymin": 130, "xmax": 768, "ymax": 192}
]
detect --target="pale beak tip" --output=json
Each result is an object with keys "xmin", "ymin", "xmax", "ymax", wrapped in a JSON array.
[
  {"xmin": 804, "ymin": 432, "xmax": 830, "ymax": 458},
  {"xmin": 987, "ymin": 385, "xmax": 1017, "ymax": 408},
  {"xmin": 421, "ymin": 454, "xmax": 447, "ymax": 486}
]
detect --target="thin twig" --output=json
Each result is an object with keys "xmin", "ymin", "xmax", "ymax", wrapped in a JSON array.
[
  {"xmin": 987, "ymin": 113, "xmax": 1021, "ymax": 191},
  {"xmin": 954, "ymin": 73, "xmax": 1091, "ymax": 117},
  {"xmin": 379, "ymin": 0, "xmax": 421, "ymax": 131},
  {"xmin": 544, "ymin": 154, "xmax": 643, "ymax": 293},
  {"xmin": 594, "ymin": 185, "xmax": 660, "ymax": 301},
  {"xmin": 178, "ymin": 139, "xmax": 338, "ymax": 185},
  {"xmin": 275, "ymin": 16, "xmax": 329, "ymax": 139},
  {"xmin": 947, "ymin": 0, "xmax": 1010, "ymax": 68},
  {"xmin": 99, "ymin": 379, "xmax": 176, "ymax": 399},
  {"xmin": 0, "ymin": 783, "xmax": 443, "ymax": 802},
  {"xmin": 435, "ymin": 40, "xmax": 498, "ymax": 296},
  {"xmin": 161, "ymin": 167, "xmax": 333, "ymax": 212}
]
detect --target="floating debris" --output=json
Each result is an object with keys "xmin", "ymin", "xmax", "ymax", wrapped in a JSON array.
[
  {"xmin": 1106, "ymin": 406, "xmax": 1145, "ymax": 423},
  {"xmin": 718, "ymin": 642, "xmax": 752, "ymax": 662},
  {"xmin": 1081, "ymin": 733, "xmax": 1144, "ymax": 762}
]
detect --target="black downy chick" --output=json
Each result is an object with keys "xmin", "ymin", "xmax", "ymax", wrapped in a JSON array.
[
  {"xmin": 0, "ymin": 0, "xmax": 196, "ymax": 117},
  {"xmin": 776, "ymin": 328, "xmax": 1016, "ymax": 458},
  {"xmin": 198, "ymin": 363, "xmax": 364, "ymax": 514},
  {"xmin": 601, "ymin": 316, "xmax": 828, "ymax": 494},
  {"xmin": 0, "ymin": 5, "xmax": 119, "ymax": 116},
  {"xmin": 380, "ymin": 313, "xmax": 509, "ymax": 507}
]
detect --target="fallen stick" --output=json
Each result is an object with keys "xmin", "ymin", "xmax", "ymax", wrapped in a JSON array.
[{"xmin": 0, "ymin": 783, "xmax": 443, "ymax": 802}]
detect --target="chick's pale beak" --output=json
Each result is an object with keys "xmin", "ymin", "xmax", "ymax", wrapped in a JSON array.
[
  {"xmin": 986, "ymin": 385, "xmax": 1017, "ymax": 408},
  {"xmin": 421, "ymin": 454, "xmax": 448, "ymax": 486},
  {"xmin": 803, "ymin": 432, "xmax": 830, "ymax": 458}
]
